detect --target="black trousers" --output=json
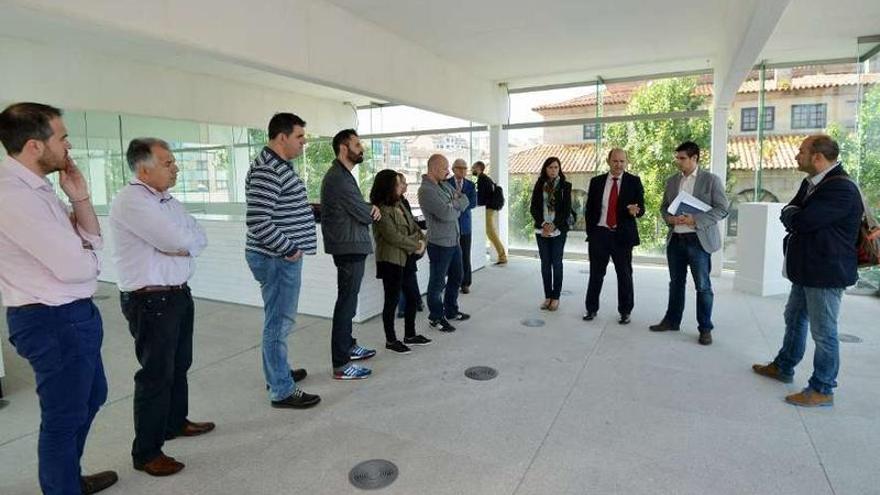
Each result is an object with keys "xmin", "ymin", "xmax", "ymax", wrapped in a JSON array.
[
  {"xmin": 585, "ymin": 228, "xmax": 634, "ymax": 315},
  {"xmin": 459, "ymin": 233, "xmax": 472, "ymax": 288},
  {"xmin": 378, "ymin": 261, "xmax": 419, "ymax": 342},
  {"xmin": 120, "ymin": 288, "xmax": 193, "ymax": 465},
  {"xmin": 331, "ymin": 254, "xmax": 366, "ymax": 368}
]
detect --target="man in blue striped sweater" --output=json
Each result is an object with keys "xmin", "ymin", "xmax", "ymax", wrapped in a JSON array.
[{"xmin": 245, "ymin": 113, "xmax": 321, "ymax": 409}]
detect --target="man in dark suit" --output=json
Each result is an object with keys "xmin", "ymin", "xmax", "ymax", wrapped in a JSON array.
[
  {"xmin": 752, "ymin": 135, "xmax": 862, "ymax": 408},
  {"xmin": 448, "ymin": 159, "xmax": 477, "ymax": 293},
  {"xmin": 583, "ymin": 148, "xmax": 645, "ymax": 324}
]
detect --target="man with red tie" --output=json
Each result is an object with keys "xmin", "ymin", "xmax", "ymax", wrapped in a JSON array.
[{"xmin": 583, "ymin": 148, "xmax": 645, "ymax": 324}]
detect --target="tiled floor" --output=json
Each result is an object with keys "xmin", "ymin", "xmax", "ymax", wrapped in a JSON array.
[{"xmin": 1, "ymin": 258, "xmax": 878, "ymax": 494}]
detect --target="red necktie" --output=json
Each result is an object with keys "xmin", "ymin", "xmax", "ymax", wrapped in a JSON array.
[{"xmin": 606, "ymin": 177, "xmax": 619, "ymax": 228}]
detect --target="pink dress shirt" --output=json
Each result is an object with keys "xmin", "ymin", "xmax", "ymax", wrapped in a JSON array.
[
  {"xmin": 109, "ymin": 179, "xmax": 207, "ymax": 292},
  {"xmin": 0, "ymin": 157, "xmax": 102, "ymax": 307}
]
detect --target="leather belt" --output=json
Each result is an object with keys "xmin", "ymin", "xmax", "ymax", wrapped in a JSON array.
[{"xmin": 132, "ymin": 283, "xmax": 188, "ymax": 294}]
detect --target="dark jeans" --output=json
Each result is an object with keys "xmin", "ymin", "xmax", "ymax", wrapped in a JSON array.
[
  {"xmin": 536, "ymin": 233, "xmax": 567, "ymax": 299},
  {"xmin": 7, "ymin": 299, "xmax": 108, "ymax": 494},
  {"xmin": 120, "ymin": 288, "xmax": 194, "ymax": 465},
  {"xmin": 663, "ymin": 233, "xmax": 714, "ymax": 331},
  {"xmin": 426, "ymin": 243, "xmax": 463, "ymax": 320},
  {"xmin": 332, "ymin": 254, "xmax": 366, "ymax": 368},
  {"xmin": 585, "ymin": 228, "xmax": 634, "ymax": 314},
  {"xmin": 379, "ymin": 262, "xmax": 419, "ymax": 342},
  {"xmin": 460, "ymin": 233, "xmax": 473, "ymax": 288}
]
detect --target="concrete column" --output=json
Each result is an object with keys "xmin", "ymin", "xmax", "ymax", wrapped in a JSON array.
[{"xmin": 709, "ymin": 104, "xmax": 729, "ymax": 276}]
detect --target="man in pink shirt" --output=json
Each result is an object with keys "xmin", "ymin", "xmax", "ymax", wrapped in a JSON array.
[{"xmin": 0, "ymin": 102, "xmax": 117, "ymax": 494}]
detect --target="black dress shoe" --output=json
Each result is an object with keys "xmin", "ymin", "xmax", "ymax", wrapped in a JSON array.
[
  {"xmin": 582, "ymin": 312, "xmax": 597, "ymax": 321},
  {"xmin": 266, "ymin": 368, "xmax": 308, "ymax": 390},
  {"xmin": 271, "ymin": 389, "xmax": 321, "ymax": 409},
  {"xmin": 81, "ymin": 471, "xmax": 118, "ymax": 494},
  {"xmin": 698, "ymin": 331, "xmax": 713, "ymax": 345},
  {"xmin": 618, "ymin": 314, "xmax": 631, "ymax": 325},
  {"xmin": 649, "ymin": 321, "xmax": 680, "ymax": 332}
]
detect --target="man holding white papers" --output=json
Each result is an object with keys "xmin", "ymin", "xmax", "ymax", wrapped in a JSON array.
[
  {"xmin": 583, "ymin": 149, "xmax": 645, "ymax": 324},
  {"xmin": 650, "ymin": 141, "xmax": 729, "ymax": 345}
]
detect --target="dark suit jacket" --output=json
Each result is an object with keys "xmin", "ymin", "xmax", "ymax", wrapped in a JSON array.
[
  {"xmin": 530, "ymin": 178, "xmax": 573, "ymax": 234},
  {"xmin": 447, "ymin": 177, "xmax": 477, "ymax": 234},
  {"xmin": 585, "ymin": 172, "xmax": 645, "ymax": 246},
  {"xmin": 782, "ymin": 164, "xmax": 863, "ymax": 288}
]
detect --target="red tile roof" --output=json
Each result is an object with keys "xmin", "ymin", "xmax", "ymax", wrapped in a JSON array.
[
  {"xmin": 509, "ymin": 135, "xmax": 806, "ymax": 175},
  {"xmin": 508, "ymin": 143, "xmax": 600, "ymax": 174},
  {"xmin": 534, "ymin": 73, "xmax": 880, "ymax": 111}
]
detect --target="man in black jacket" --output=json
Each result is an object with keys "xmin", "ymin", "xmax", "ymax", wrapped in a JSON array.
[
  {"xmin": 321, "ymin": 129, "xmax": 382, "ymax": 380},
  {"xmin": 583, "ymin": 149, "xmax": 645, "ymax": 324},
  {"xmin": 753, "ymin": 135, "xmax": 863, "ymax": 408},
  {"xmin": 472, "ymin": 160, "xmax": 508, "ymax": 264}
]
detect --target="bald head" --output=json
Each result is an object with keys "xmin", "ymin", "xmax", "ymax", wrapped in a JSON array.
[{"xmin": 427, "ymin": 153, "xmax": 450, "ymax": 182}]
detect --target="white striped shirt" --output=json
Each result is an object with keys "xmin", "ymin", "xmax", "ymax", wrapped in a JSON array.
[{"xmin": 245, "ymin": 147, "xmax": 317, "ymax": 257}]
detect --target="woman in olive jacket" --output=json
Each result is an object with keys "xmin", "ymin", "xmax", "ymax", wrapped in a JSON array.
[
  {"xmin": 529, "ymin": 157, "xmax": 574, "ymax": 311},
  {"xmin": 370, "ymin": 169, "xmax": 432, "ymax": 353}
]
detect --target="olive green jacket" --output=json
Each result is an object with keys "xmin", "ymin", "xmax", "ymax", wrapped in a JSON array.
[{"xmin": 373, "ymin": 202, "xmax": 426, "ymax": 266}]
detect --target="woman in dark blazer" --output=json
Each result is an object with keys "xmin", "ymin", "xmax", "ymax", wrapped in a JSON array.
[{"xmin": 530, "ymin": 157, "xmax": 573, "ymax": 311}]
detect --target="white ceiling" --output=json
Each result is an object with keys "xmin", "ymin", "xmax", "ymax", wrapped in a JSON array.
[{"xmin": 325, "ymin": 0, "xmax": 880, "ymax": 87}]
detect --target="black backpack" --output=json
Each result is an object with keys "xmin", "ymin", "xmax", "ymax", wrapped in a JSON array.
[{"xmin": 488, "ymin": 183, "xmax": 505, "ymax": 210}]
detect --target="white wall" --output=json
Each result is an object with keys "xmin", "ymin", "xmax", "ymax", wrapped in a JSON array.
[{"xmin": 0, "ymin": 36, "xmax": 355, "ymax": 135}]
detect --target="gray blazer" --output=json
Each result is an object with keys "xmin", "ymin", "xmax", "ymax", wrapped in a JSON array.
[
  {"xmin": 417, "ymin": 175, "xmax": 470, "ymax": 247},
  {"xmin": 660, "ymin": 169, "xmax": 729, "ymax": 253}
]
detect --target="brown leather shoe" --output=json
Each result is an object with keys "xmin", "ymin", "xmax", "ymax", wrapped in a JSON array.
[
  {"xmin": 752, "ymin": 362, "xmax": 793, "ymax": 383},
  {"xmin": 80, "ymin": 471, "xmax": 118, "ymax": 494},
  {"xmin": 649, "ymin": 321, "xmax": 679, "ymax": 332},
  {"xmin": 179, "ymin": 419, "xmax": 215, "ymax": 437},
  {"xmin": 785, "ymin": 388, "xmax": 833, "ymax": 407},
  {"xmin": 134, "ymin": 454, "xmax": 185, "ymax": 476},
  {"xmin": 698, "ymin": 331, "xmax": 712, "ymax": 345}
]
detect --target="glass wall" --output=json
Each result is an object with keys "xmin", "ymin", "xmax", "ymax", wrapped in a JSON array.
[
  {"xmin": 506, "ymin": 74, "xmax": 712, "ymax": 257},
  {"xmin": 724, "ymin": 59, "xmax": 864, "ymax": 261}
]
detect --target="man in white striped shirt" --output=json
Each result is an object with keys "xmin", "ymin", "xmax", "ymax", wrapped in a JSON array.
[
  {"xmin": 110, "ymin": 138, "xmax": 215, "ymax": 477},
  {"xmin": 245, "ymin": 113, "xmax": 321, "ymax": 409}
]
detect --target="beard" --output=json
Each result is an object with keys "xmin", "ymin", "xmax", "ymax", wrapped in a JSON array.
[
  {"xmin": 349, "ymin": 150, "xmax": 364, "ymax": 164},
  {"xmin": 37, "ymin": 149, "xmax": 67, "ymax": 175}
]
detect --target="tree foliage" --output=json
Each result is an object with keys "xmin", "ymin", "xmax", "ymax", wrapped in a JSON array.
[{"xmin": 604, "ymin": 76, "xmax": 712, "ymax": 249}]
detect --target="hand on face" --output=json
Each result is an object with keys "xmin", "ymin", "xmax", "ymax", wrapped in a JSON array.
[{"xmin": 59, "ymin": 157, "xmax": 89, "ymax": 201}]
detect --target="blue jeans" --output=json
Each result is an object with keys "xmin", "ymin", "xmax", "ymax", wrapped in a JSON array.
[
  {"xmin": 663, "ymin": 234, "xmax": 714, "ymax": 331},
  {"xmin": 246, "ymin": 251, "xmax": 302, "ymax": 401},
  {"xmin": 536, "ymin": 233, "xmax": 567, "ymax": 299},
  {"xmin": 7, "ymin": 299, "xmax": 108, "ymax": 495},
  {"xmin": 773, "ymin": 284, "xmax": 843, "ymax": 395},
  {"xmin": 426, "ymin": 243, "xmax": 463, "ymax": 320}
]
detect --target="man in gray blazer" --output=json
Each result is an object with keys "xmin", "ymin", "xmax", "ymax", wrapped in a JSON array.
[{"xmin": 649, "ymin": 141, "xmax": 729, "ymax": 345}]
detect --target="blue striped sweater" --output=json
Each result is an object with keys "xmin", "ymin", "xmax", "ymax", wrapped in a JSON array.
[{"xmin": 245, "ymin": 147, "xmax": 317, "ymax": 257}]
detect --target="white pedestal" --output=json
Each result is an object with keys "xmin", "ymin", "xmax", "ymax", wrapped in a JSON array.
[{"xmin": 734, "ymin": 202, "xmax": 790, "ymax": 296}]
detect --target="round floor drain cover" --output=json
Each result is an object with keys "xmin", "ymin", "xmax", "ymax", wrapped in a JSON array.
[
  {"xmin": 465, "ymin": 366, "xmax": 498, "ymax": 381},
  {"xmin": 560, "ymin": 290, "xmax": 573, "ymax": 296},
  {"xmin": 521, "ymin": 318, "xmax": 545, "ymax": 327},
  {"xmin": 0, "ymin": 400, "xmax": 9, "ymax": 410},
  {"xmin": 349, "ymin": 459, "xmax": 398, "ymax": 490},
  {"xmin": 838, "ymin": 334, "xmax": 862, "ymax": 343}
]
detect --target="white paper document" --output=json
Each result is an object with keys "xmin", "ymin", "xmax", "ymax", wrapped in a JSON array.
[{"xmin": 667, "ymin": 191, "xmax": 711, "ymax": 216}]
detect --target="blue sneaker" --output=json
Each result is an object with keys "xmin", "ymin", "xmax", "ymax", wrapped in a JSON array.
[
  {"xmin": 349, "ymin": 344, "xmax": 376, "ymax": 361},
  {"xmin": 333, "ymin": 364, "xmax": 372, "ymax": 380}
]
